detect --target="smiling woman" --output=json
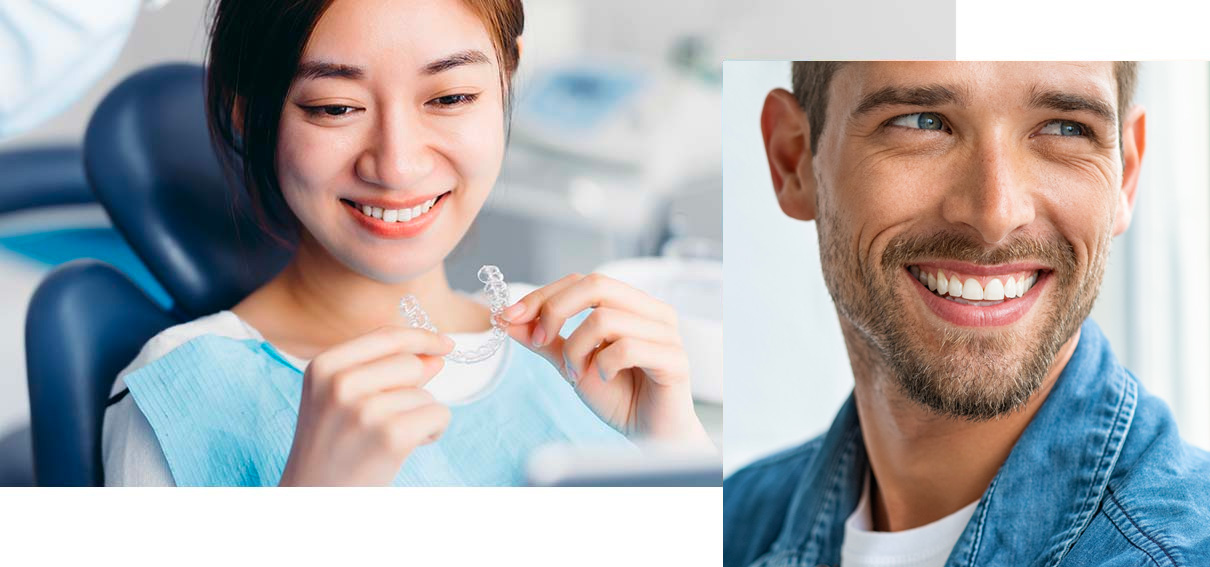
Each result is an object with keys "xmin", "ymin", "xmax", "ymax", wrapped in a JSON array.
[
  {"xmin": 205, "ymin": 0, "xmax": 522, "ymax": 245},
  {"xmin": 99, "ymin": 0, "xmax": 713, "ymax": 487}
]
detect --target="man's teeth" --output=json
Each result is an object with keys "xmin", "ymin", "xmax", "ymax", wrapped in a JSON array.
[
  {"xmin": 909, "ymin": 266, "xmax": 1039, "ymax": 303},
  {"xmin": 355, "ymin": 197, "xmax": 438, "ymax": 223}
]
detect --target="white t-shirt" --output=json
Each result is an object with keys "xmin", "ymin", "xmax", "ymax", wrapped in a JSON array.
[
  {"xmin": 840, "ymin": 473, "xmax": 980, "ymax": 567},
  {"xmin": 101, "ymin": 285, "xmax": 532, "ymax": 486}
]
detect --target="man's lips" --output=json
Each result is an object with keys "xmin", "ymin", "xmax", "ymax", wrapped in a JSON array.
[
  {"xmin": 909, "ymin": 262, "xmax": 1045, "ymax": 301},
  {"xmin": 904, "ymin": 262, "xmax": 1051, "ymax": 327},
  {"xmin": 912, "ymin": 260, "xmax": 1050, "ymax": 278}
]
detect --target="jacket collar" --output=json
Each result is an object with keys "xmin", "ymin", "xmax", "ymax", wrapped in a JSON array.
[{"xmin": 755, "ymin": 319, "xmax": 1137, "ymax": 567}]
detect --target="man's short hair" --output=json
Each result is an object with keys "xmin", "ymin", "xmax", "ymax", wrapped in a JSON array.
[{"xmin": 790, "ymin": 61, "xmax": 1139, "ymax": 154}]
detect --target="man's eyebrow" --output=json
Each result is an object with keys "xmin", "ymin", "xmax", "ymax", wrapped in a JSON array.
[
  {"xmin": 851, "ymin": 84, "xmax": 968, "ymax": 119},
  {"xmin": 295, "ymin": 60, "xmax": 365, "ymax": 82},
  {"xmin": 422, "ymin": 49, "xmax": 490, "ymax": 75},
  {"xmin": 1027, "ymin": 88, "xmax": 1116, "ymax": 125}
]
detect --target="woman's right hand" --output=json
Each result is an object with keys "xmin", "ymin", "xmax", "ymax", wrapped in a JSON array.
[{"xmin": 278, "ymin": 326, "xmax": 455, "ymax": 486}]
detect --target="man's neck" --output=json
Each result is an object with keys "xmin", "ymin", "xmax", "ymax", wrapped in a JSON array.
[{"xmin": 843, "ymin": 321, "xmax": 1080, "ymax": 532}]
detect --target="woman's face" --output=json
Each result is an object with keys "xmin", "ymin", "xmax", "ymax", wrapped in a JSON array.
[{"xmin": 276, "ymin": 0, "xmax": 507, "ymax": 282}]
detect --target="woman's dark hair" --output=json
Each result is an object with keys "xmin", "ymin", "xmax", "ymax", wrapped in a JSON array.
[{"xmin": 204, "ymin": 0, "xmax": 524, "ymax": 244}]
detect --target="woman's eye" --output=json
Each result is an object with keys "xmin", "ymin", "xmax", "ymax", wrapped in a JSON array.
[
  {"xmin": 889, "ymin": 112, "xmax": 947, "ymax": 131},
  {"xmin": 301, "ymin": 104, "xmax": 359, "ymax": 118},
  {"xmin": 429, "ymin": 93, "xmax": 479, "ymax": 108},
  {"xmin": 1038, "ymin": 119, "xmax": 1087, "ymax": 137}
]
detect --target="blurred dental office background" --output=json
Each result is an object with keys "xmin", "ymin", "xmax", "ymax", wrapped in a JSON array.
[
  {"xmin": 0, "ymin": 0, "xmax": 729, "ymax": 485},
  {"xmin": 723, "ymin": 61, "xmax": 1210, "ymax": 475}
]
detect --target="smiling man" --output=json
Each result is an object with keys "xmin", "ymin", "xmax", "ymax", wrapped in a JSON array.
[{"xmin": 724, "ymin": 62, "xmax": 1210, "ymax": 567}]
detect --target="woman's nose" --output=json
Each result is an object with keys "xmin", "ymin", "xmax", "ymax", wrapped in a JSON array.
[
  {"xmin": 940, "ymin": 133, "xmax": 1037, "ymax": 245},
  {"xmin": 355, "ymin": 107, "xmax": 436, "ymax": 189}
]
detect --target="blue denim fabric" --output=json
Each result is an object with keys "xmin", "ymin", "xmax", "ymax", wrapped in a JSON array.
[{"xmin": 724, "ymin": 319, "xmax": 1210, "ymax": 566}]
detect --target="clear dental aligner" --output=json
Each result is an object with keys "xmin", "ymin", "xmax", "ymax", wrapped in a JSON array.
[{"xmin": 399, "ymin": 265, "xmax": 510, "ymax": 364}]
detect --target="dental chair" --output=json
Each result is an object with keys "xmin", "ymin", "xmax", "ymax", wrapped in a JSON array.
[
  {"xmin": 0, "ymin": 146, "xmax": 94, "ymax": 214},
  {"xmin": 24, "ymin": 63, "xmax": 292, "ymax": 486}
]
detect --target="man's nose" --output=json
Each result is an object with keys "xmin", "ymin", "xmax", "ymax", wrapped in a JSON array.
[
  {"xmin": 940, "ymin": 132, "xmax": 1036, "ymax": 245},
  {"xmin": 355, "ymin": 106, "xmax": 436, "ymax": 189}
]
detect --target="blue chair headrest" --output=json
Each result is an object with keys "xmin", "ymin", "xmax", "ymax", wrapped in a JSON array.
[
  {"xmin": 0, "ymin": 146, "xmax": 93, "ymax": 214},
  {"xmin": 83, "ymin": 63, "xmax": 292, "ymax": 318},
  {"xmin": 26, "ymin": 259, "xmax": 177, "ymax": 486}
]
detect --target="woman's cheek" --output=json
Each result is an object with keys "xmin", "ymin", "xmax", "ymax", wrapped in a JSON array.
[
  {"xmin": 277, "ymin": 122, "xmax": 358, "ymax": 217},
  {"xmin": 443, "ymin": 106, "xmax": 506, "ymax": 179}
]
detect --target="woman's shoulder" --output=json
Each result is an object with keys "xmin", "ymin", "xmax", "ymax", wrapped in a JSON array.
[{"xmin": 110, "ymin": 310, "xmax": 261, "ymax": 396}]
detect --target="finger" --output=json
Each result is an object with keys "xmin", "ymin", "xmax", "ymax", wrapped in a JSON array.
[
  {"xmin": 337, "ymin": 350, "xmax": 446, "ymax": 397},
  {"xmin": 500, "ymin": 273, "xmax": 585, "ymax": 324},
  {"xmin": 505, "ymin": 319, "xmax": 571, "ymax": 380},
  {"xmin": 532, "ymin": 273, "xmax": 677, "ymax": 349},
  {"xmin": 310, "ymin": 326, "xmax": 454, "ymax": 380},
  {"xmin": 562, "ymin": 308, "xmax": 677, "ymax": 383},
  {"xmin": 593, "ymin": 337, "xmax": 690, "ymax": 387},
  {"xmin": 355, "ymin": 388, "xmax": 438, "ymax": 426},
  {"xmin": 383, "ymin": 403, "xmax": 453, "ymax": 452}
]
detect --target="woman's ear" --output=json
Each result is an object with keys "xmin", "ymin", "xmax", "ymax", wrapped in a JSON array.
[
  {"xmin": 1113, "ymin": 104, "xmax": 1146, "ymax": 237},
  {"xmin": 230, "ymin": 96, "xmax": 246, "ymax": 138},
  {"xmin": 761, "ymin": 88, "xmax": 817, "ymax": 221}
]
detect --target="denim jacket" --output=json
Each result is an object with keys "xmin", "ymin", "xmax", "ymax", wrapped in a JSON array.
[{"xmin": 724, "ymin": 320, "xmax": 1210, "ymax": 566}]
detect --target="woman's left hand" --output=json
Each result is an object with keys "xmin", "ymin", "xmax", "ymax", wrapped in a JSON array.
[{"xmin": 502, "ymin": 273, "xmax": 712, "ymax": 450}]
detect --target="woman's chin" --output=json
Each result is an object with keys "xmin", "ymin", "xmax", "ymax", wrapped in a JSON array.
[{"xmin": 347, "ymin": 254, "xmax": 447, "ymax": 285}]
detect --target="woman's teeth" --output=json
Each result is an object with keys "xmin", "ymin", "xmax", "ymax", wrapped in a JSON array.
[
  {"xmin": 355, "ymin": 196, "xmax": 438, "ymax": 223},
  {"xmin": 909, "ymin": 265, "xmax": 1039, "ymax": 303}
]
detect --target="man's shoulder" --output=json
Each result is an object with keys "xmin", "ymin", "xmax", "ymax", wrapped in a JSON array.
[
  {"xmin": 1070, "ymin": 461, "xmax": 1210, "ymax": 566},
  {"xmin": 724, "ymin": 436, "xmax": 824, "ymax": 567},
  {"xmin": 727, "ymin": 436, "xmax": 824, "ymax": 485},
  {"xmin": 1108, "ymin": 390, "xmax": 1210, "ymax": 562},
  {"xmin": 1074, "ymin": 387, "xmax": 1210, "ymax": 564}
]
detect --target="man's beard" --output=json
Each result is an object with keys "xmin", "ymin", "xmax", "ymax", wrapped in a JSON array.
[{"xmin": 817, "ymin": 208, "xmax": 1109, "ymax": 421}]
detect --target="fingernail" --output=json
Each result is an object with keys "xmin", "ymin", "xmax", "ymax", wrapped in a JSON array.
[
  {"xmin": 531, "ymin": 326, "xmax": 546, "ymax": 347},
  {"xmin": 503, "ymin": 302, "xmax": 525, "ymax": 321}
]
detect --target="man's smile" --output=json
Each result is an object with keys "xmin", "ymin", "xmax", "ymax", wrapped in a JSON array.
[{"xmin": 903, "ymin": 261, "xmax": 1052, "ymax": 327}]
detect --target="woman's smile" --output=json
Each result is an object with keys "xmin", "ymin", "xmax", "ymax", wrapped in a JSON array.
[{"xmin": 340, "ymin": 190, "xmax": 452, "ymax": 239}]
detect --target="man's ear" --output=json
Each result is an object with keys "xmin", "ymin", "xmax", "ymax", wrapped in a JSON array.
[
  {"xmin": 1113, "ymin": 105, "xmax": 1146, "ymax": 237},
  {"xmin": 761, "ymin": 88, "xmax": 817, "ymax": 221}
]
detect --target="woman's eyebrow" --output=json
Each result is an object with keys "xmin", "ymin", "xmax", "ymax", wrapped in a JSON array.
[
  {"xmin": 292, "ymin": 50, "xmax": 490, "ymax": 82},
  {"xmin": 295, "ymin": 60, "xmax": 365, "ymax": 82},
  {"xmin": 422, "ymin": 49, "xmax": 490, "ymax": 75}
]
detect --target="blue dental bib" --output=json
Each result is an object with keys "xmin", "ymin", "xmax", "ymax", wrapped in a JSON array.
[{"xmin": 123, "ymin": 335, "xmax": 632, "ymax": 486}]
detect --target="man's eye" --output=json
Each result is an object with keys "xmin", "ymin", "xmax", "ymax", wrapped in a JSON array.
[
  {"xmin": 429, "ymin": 93, "xmax": 479, "ymax": 108},
  {"xmin": 301, "ymin": 104, "xmax": 359, "ymax": 118},
  {"xmin": 1038, "ymin": 120, "xmax": 1087, "ymax": 137},
  {"xmin": 889, "ymin": 112, "xmax": 947, "ymax": 131}
]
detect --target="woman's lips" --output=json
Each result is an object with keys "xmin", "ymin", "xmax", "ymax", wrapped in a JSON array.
[
  {"xmin": 906, "ymin": 266, "xmax": 1049, "ymax": 327},
  {"xmin": 343, "ymin": 192, "xmax": 448, "ymax": 239}
]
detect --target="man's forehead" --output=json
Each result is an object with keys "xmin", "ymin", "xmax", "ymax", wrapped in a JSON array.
[{"xmin": 831, "ymin": 61, "xmax": 1118, "ymax": 110}]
